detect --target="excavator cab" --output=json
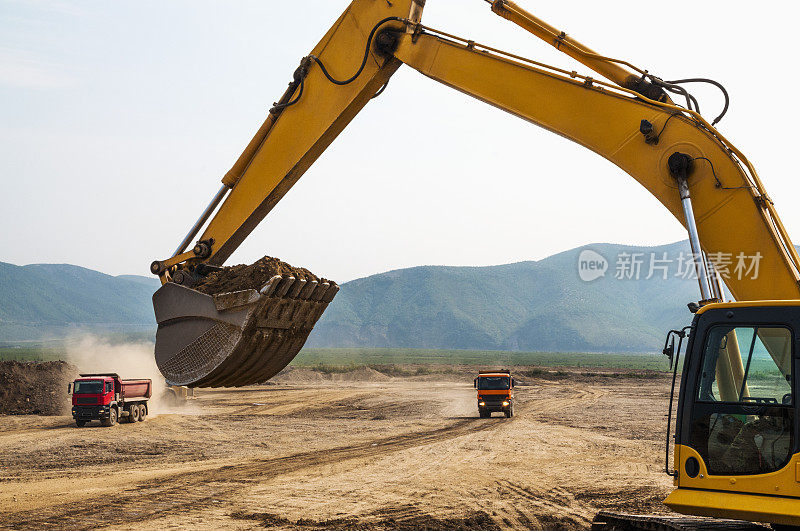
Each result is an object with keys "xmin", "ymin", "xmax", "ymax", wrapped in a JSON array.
[{"xmin": 665, "ymin": 302, "xmax": 800, "ymax": 525}]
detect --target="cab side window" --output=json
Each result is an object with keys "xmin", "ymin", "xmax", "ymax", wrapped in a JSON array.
[
  {"xmin": 106, "ymin": 381, "xmax": 113, "ymax": 394},
  {"xmin": 689, "ymin": 325, "xmax": 794, "ymax": 476}
]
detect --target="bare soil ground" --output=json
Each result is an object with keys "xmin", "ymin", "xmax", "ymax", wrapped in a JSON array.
[{"xmin": 0, "ymin": 366, "xmax": 675, "ymax": 530}]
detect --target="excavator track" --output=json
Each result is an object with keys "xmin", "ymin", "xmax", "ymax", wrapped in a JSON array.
[
  {"xmin": 592, "ymin": 511, "xmax": 769, "ymax": 530},
  {"xmin": 153, "ymin": 275, "xmax": 337, "ymax": 387}
]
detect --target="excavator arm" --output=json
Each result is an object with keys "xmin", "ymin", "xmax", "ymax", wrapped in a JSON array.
[
  {"xmin": 152, "ymin": 0, "xmax": 800, "ymax": 388},
  {"xmin": 150, "ymin": 1, "xmax": 423, "ymax": 388}
]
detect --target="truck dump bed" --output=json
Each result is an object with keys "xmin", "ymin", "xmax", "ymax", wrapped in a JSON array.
[
  {"xmin": 78, "ymin": 373, "xmax": 152, "ymax": 400},
  {"xmin": 120, "ymin": 379, "xmax": 152, "ymax": 399}
]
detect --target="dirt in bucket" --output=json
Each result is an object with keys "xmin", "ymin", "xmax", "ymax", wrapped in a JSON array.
[{"xmin": 193, "ymin": 256, "xmax": 332, "ymax": 295}]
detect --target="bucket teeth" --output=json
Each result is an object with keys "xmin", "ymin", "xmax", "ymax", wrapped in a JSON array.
[
  {"xmin": 259, "ymin": 275, "xmax": 283, "ymax": 295},
  {"xmin": 152, "ymin": 274, "xmax": 338, "ymax": 388},
  {"xmin": 310, "ymin": 282, "xmax": 330, "ymax": 301},
  {"xmin": 274, "ymin": 276, "xmax": 295, "ymax": 297},
  {"xmin": 322, "ymin": 284, "xmax": 340, "ymax": 303},
  {"xmin": 298, "ymin": 280, "xmax": 317, "ymax": 299},
  {"xmin": 287, "ymin": 278, "xmax": 306, "ymax": 298}
]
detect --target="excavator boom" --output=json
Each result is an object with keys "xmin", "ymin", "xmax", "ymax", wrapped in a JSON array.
[{"xmin": 153, "ymin": 0, "xmax": 799, "ymax": 388}]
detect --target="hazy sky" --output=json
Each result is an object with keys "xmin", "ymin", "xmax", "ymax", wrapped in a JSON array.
[{"xmin": 1, "ymin": 1, "xmax": 796, "ymax": 282}]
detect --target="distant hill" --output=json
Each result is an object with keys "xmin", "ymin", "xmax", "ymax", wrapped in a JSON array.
[
  {"xmin": 0, "ymin": 263, "xmax": 158, "ymax": 342},
  {"xmin": 306, "ymin": 241, "xmax": 702, "ymax": 353},
  {"xmin": 0, "ymin": 241, "xmax": 728, "ymax": 351}
]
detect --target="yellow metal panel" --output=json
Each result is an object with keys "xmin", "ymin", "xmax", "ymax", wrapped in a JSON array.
[
  {"xmin": 664, "ymin": 488, "xmax": 800, "ymax": 527},
  {"xmin": 667, "ymin": 445, "xmax": 800, "ymax": 525},
  {"xmin": 697, "ymin": 299, "xmax": 800, "ymax": 315},
  {"xmin": 199, "ymin": 0, "xmax": 421, "ymax": 264},
  {"xmin": 392, "ymin": 32, "xmax": 800, "ymax": 301}
]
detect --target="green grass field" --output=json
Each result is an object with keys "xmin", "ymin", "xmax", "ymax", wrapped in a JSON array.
[
  {"xmin": 0, "ymin": 347, "xmax": 65, "ymax": 362},
  {"xmin": 291, "ymin": 348, "xmax": 670, "ymax": 372}
]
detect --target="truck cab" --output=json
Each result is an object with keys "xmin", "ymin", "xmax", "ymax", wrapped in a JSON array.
[
  {"xmin": 474, "ymin": 370, "xmax": 515, "ymax": 418},
  {"xmin": 69, "ymin": 373, "xmax": 151, "ymax": 427}
]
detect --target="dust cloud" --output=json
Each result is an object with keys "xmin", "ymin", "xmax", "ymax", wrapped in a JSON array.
[
  {"xmin": 439, "ymin": 387, "xmax": 476, "ymax": 418},
  {"xmin": 63, "ymin": 335, "xmax": 184, "ymax": 416}
]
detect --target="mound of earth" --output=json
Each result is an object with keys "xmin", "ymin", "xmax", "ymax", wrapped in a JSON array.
[
  {"xmin": 271, "ymin": 366, "xmax": 392, "ymax": 384},
  {"xmin": 194, "ymin": 256, "xmax": 331, "ymax": 295},
  {"xmin": 0, "ymin": 361, "xmax": 78, "ymax": 415},
  {"xmin": 331, "ymin": 367, "xmax": 391, "ymax": 382},
  {"xmin": 271, "ymin": 368, "xmax": 328, "ymax": 384}
]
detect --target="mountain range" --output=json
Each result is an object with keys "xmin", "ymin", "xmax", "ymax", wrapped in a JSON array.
[
  {"xmin": 1, "ymin": 241, "xmax": 707, "ymax": 351},
  {"xmin": 306, "ymin": 241, "xmax": 699, "ymax": 352},
  {"xmin": 0, "ymin": 262, "xmax": 160, "ymax": 343}
]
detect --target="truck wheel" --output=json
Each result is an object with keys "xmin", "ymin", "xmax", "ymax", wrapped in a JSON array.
[
  {"xmin": 479, "ymin": 409, "xmax": 489, "ymax": 418},
  {"xmin": 130, "ymin": 405, "xmax": 140, "ymax": 423},
  {"xmin": 101, "ymin": 407, "xmax": 118, "ymax": 427},
  {"xmin": 137, "ymin": 404, "xmax": 146, "ymax": 421},
  {"xmin": 75, "ymin": 419, "xmax": 86, "ymax": 427}
]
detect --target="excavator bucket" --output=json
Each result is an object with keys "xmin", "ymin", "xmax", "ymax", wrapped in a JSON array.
[{"xmin": 152, "ymin": 276, "xmax": 338, "ymax": 387}]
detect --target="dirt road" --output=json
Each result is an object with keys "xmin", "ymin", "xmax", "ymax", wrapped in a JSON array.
[{"xmin": 0, "ymin": 368, "xmax": 675, "ymax": 529}]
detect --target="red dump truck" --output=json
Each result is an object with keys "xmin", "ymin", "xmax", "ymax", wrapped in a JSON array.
[{"xmin": 69, "ymin": 373, "xmax": 152, "ymax": 427}]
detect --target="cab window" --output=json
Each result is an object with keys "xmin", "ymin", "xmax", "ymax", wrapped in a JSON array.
[
  {"xmin": 476, "ymin": 377, "xmax": 510, "ymax": 390},
  {"xmin": 73, "ymin": 380, "xmax": 102, "ymax": 394},
  {"xmin": 689, "ymin": 325, "xmax": 794, "ymax": 476}
]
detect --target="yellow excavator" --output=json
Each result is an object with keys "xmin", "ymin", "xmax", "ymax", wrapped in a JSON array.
[{"xmin": 149, "ymin": 0, "xmax": 800, "ymax": 528}]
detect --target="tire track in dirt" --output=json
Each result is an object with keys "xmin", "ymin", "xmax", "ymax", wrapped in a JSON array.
[
  {"xmin": 2, "ymin": 381, "xmax": 609, "ymax": 530},
  {"xmin": 469, "ymin": 384, "xmax": 612, "ymax": 529},
  {"xmin": 496, "ymin": 480, "xmax": 592, "ymax": 528},
  {"xmin": 521, "ymin": 384, "xmax": 606, "ymax": 415},
  {"xmin": 227, "ymin": 390, "xmax": 374, "ymax": 417},
  {"xmin": 1, "ymin": 416, "xmax": 506, "ymax": 529}
]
